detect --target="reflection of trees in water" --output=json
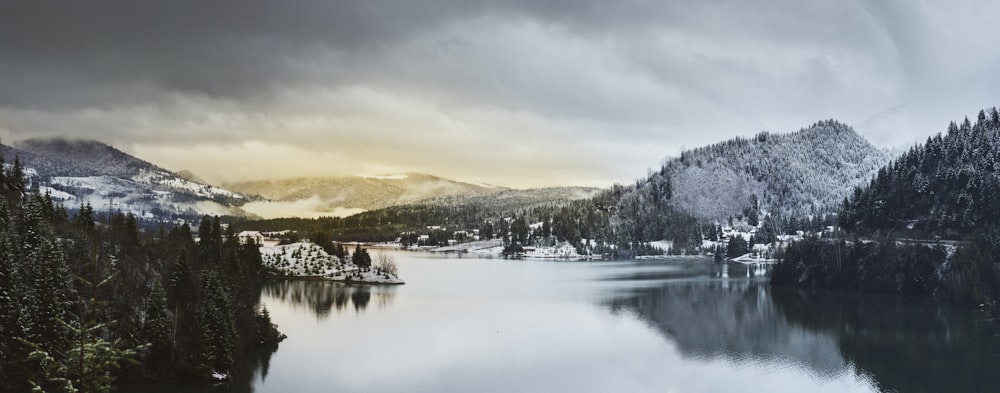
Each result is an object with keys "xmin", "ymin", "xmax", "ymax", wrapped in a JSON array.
[
  {"xmin": 262, "ymin": 280, "xmax": 396, "ymax": 318},
  {"xmin": 614, "ymin": 276, "xmax": 1000, "ymax": 393},
  {"xmin": 772, "ymin": 288, "xmax": 1000, "ymax": 393},
  {"xmin": 220, "ymin": 342, "xmax": 279, "ymax": 393},
  {"xmin": 116, "ymin": 343, "xmax": 278, "ymax": 393},
  {"xmin": 609, "ymin": 279, "xmax": 847, "ymax": 377}
]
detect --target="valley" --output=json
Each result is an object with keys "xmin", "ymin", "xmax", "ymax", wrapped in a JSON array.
[
  {"xmin": 2, "ymin": 3, "xmax": 995, "ymax": 392},
  {"xmin": 2, "ymin": 110, "xmax": 999, "ymax": 393}
]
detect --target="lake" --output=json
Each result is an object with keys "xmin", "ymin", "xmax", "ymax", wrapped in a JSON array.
[{"xmin": 120, "ymin": 250, "xmax": 1000, "ymax": 393}]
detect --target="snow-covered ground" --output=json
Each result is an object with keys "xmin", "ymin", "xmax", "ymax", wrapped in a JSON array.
[
  {"xmin": 730, "ymin": 253, "xmax": 779, "ymax": 264},
  {"xmin": 47, "ymin": 174, "xmax": 243, "ymax": 222},
  {"xmin": 38, "ymin": 185, "xmax": 76, "ymax": 201},
  {"xmin": 259, "ymin": 242, "xmax": 404, "ymax": 285},
  {"xmin": 431, "ymin": 239, "xmax": 503, "ymax": 253},
  {"xmin": 427, "ymin": 239, "xmax": 596, "ymax": 260},
  {"xmin": 132, "ymin": 169, "xmax": 243, "ymax": 199},
  {"xmin": 522, "ymin": 243, "xmax": 587, "ymax": 259},
  {"xmin": 360, "ymin": 174, "xmax": 408, "ymax": 180}
]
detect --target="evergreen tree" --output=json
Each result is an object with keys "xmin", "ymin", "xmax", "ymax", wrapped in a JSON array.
[
  {"xmin": 510, "ymin": 216, "xmax": 529, "ymax": 244},
  {"xmin": 194, "ymin": 271, "xmax": 237, "ymax": 374},
  {"xmin": 758, "ymin": 214, "xmax": 779, "ymax": 244},
  {"xmin": 0, "ymin": 198, "xmax": 24, "ymax": 388},
  {"xmin": 142, "ymin": 281, "xmax": 173, "ymax": 370},
  {"xmin": 6, "ymin": 155, "xmax": 25, "ymax": 196},
  {"xmin": 352, "ymin": 245, "xmax": 371, "ymax": 269},
  {"xmin": 726, "ymin": 236, "xmax": 749, "ymax": 258}
]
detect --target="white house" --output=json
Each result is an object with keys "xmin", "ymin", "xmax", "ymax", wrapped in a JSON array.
[{"xmin": 238, "ymin": 231, "xmax": 264, "ymax": 245}]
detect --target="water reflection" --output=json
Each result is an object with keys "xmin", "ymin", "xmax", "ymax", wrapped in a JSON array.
[
  {"xmin": 115, "ymin": 343, "xmax": 277, "ymax": 393},
  {"xmin": 613, "ymin": 274, "xmax": 1000, "ymax": 393},
  {"xmin": 118, "ymin": 258, "xmax": 999, "ymax": 393},
  {"xmin": 608, "ymin": 278, "xmax": 848, "ymax": 378},
  {"xmin": 261, "ymin": 280, "xmax": 397, "ymax": 318},
  {"xmin": 772, "ymin": 288, "xmax": 1000, "ymax": 393}
]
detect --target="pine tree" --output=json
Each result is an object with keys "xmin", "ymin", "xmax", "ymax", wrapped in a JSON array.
[
  {"xmin": 0, "ymin": 198, "xmax": 25, "ymax": 388},
  {"xmin": 726, "ymin": 236, "xmax": 748, "ymax": 258},
  {"xmin": 194, "ymin": 271, "xmax": 236, "ymax": 374},
  {"xmin": 143, "ymin": 281, "xmax": 172, "ymax": 370},
  {"xmin": 7, "ymin": 155, "xmax": 25, "ymax": 196},
  {"xmin": 352, "ymin": 245, "xmax": 371, "ymax": 269}
]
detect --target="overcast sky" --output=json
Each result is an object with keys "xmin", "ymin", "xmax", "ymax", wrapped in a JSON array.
[{"xmin": 0, "ymin": 1, "xmax": 997, "ymax": 188}]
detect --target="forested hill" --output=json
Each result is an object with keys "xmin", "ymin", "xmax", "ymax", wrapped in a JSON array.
[
  {"xmin": 652, "ymin": 120, "xmax": 892, "ymax": 223},
  {"xmin": 773, "ymin": 107, "xmax": 1000, "ymax": 308},
  {"xmin": 839, "ymin": 107, "xmax": 1000, "ymax": 238}
]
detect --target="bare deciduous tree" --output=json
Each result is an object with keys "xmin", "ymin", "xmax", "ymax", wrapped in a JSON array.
[{"xmin": 375, "ymin": 252, "xmax": 398, "ymax": 277}]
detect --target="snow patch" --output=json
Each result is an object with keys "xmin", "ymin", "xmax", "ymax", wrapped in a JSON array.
[
  {"xmin": 360, "ymin": 174, "xmax": 408, "ymax": 180},
  {"xmin": 38, "ymin": 186, "xmax": 76, "ymax": 201},
  {"xmin": 259, "ymin": 242, "xmax": 404, "ymax": 285}
]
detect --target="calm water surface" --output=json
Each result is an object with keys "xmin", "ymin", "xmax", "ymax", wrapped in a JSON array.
[{"xmin": 122, "ymin": 250, "xmax": 1000, "ymax": 393}]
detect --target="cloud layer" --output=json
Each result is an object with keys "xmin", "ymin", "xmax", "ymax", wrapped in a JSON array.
[{"xmin": 1, "ymin": 1, "xmax": 997, "ymax": 187}]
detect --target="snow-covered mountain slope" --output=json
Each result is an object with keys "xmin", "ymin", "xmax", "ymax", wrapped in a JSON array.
[
  {"xmin": 653, "ymin": 120, "xmax": 894, "ymax": 222},
  {"xmin": 1, "ymin": 138, "xmax": 256, "ymax": 223},
  {"xmin": 226, "ymin": 173, "xmax": 508, "ymax": 218}
]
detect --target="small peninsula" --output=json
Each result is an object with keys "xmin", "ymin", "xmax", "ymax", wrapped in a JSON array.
[{"xmin": 260, "ymin": 242, "xmax": 405, "ymax": 285}]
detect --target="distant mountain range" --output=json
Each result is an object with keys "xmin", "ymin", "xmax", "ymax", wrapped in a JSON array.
[
  {"xmin": 0, "ymin": 138, "xmax": 599, "ymax": 222},
  {"xmin": 225, "ymin": 173, "xmax": 506, "ymax": 218},
  {"xmin": 0, "ymin": 119, "xmax": 904, "ymax": 226}
]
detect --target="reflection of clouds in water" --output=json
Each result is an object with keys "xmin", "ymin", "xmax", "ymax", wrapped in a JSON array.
[{"xmin": 262, "ymin": 280, "xmax": 397, "ymax": 319}]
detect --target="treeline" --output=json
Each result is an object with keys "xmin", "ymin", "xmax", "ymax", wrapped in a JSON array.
[
  {"xmin": 775, "ymin": 107, "xmax": 1000, "ymax": 309},
  {"xmin": 0, "ymin": 153, "xmax": 282, "ymax": 391},
  {"xmin": 840, "ymin": 107, "xmax": 1000, "ymax": 239},
  {"xmin": 238, "ymin": 175, "xmax": 706, "ymax": 258}
]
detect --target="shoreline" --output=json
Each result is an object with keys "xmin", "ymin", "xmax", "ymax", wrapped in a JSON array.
[{"xmin": 267, "ymin": 274, "xmax": 406, "ymax": 285}]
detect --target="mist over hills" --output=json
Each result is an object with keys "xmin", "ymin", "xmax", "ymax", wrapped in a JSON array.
[
  {"xmin": 227, "ymin": 173, "xmax": 501, "ymax": 210},
  {"xmin": 227, "ymin": 173, "xmax": 524, "ymax": 218}
]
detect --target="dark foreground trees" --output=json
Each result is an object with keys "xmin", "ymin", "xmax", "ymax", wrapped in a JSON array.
[{"xmin": 0, "ymin": 171, "xmax": 283, "ymax": 391}]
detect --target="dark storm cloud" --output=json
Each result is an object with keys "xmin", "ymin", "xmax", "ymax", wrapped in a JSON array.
[
  {"xmin": 0, "ymin": 0, "xmax": 997, "ymax": 187},
  {"xmin": 1, "ymin": 1, "xmax": 428, "ymax": 106},
  {"xmin": 0, "ymin": 1, "xmax": 886, "ymax": 108}
]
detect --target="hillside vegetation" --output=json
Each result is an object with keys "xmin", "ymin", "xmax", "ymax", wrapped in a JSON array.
[
  {"xmin": 840, "ymin": 108, "xmax": 1000, "ymax": 238},
  {"xmin": 660, "ymin": 120, "xmax": 892, "ymax": 222},
  {"xmin": 774, "ymin": 107, "xmax": 1000, "ymax": 308}
]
